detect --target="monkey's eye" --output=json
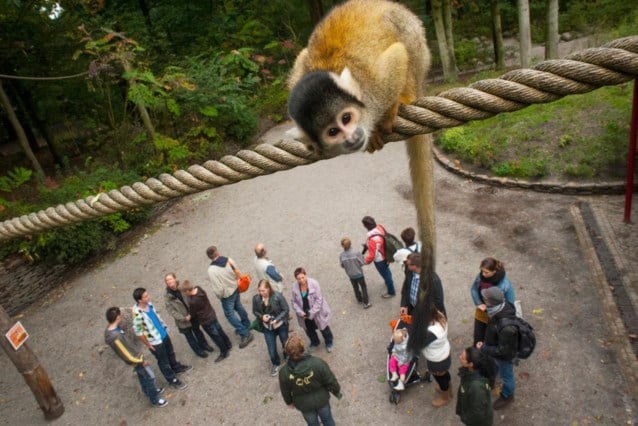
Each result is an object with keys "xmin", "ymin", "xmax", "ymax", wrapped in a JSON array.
[
  {"xmin": 328, "ymin": 127, "xmax": 339, "ymax": 137},
  {"xmin": 341, "ymin": 113, "xmax": 351, "ymax": 125}
]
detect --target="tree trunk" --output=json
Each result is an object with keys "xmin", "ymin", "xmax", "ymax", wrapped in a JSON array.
[
  {"xmin": 518, "ymin": 0, "xmax": 532, "ymax": 68},
  {"xmin": 10, "ymin": 80, "xmax": 64, "ymax": 168},
  {"xmin": 431, "ymin": 0, "xmax": 454, "ymax": 81},
  {"xmin": 0, "ymin": 305, "xmax": 64, "ymax": 420},
  {"xmin": 0, "ymin": 80, "xmax": 45, "ymax": 179},
  {"xmin": 307, "ymin": 0, "xmax": 324, "ymax": 26},
  {"xmin": 442, "ymin": 0, "xmax": 458, "ymax": 80},
  {"xmin": 546, "ymin": 0, "xmax": 559, "ymax": 59},
  {"xmin": 490, "ymin": 0, "xmax": 506, "ymax": 70},
  {"xmin": 121, "ymin": 61, "xmax": 155, "ymax": 141}
]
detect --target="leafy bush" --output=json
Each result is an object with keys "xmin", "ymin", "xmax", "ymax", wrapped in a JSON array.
[{"xmin": 0, "ymin": 167, "xmax": 151, "ymax": 265}]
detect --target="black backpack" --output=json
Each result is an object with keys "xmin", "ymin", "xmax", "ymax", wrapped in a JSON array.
[{"xmin": 497, "ymin": 316, "xmax": 536, "ymax": 359}]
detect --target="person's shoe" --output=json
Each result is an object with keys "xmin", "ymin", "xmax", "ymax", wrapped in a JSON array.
[
  {"xmin": 270, "ymin": 364, "xmax": 281, "ymax": 376},
  {"xmin": 431, "ymin": 387, "xmax": 452, "ymax": 407},
  {"xmin": 239, "ymin": 333, "xmax": 254, "ymax": 349},
  {"xmin": 389, "ymin": 372, "xmax": 399, "ymax": 382},
  {"xmin": 174, "ymin": 364, "xmax": 193, "ymax": 373},
  {"xmin": 493, "ymin": 394, "xmax": 514, "ymax": 410},
  {"xmin": 204, "ymin": 345, "xmax": 215, "ymax": 352},
  {"xmin": 308, "ymin": 344, "xmax": 319, "ymax": 353},
  {"xmin": 393, "ymin": 380, "xmax": 405, "ymax": 391},
  {"xmin": 169, "ymin": 378, "xmax": 188, "ymax": 390},
  {"xmin": 156, "ymin": 387, "xmax": 165, "ymax": 395},
  {"xmin": 214, "ymin": 354, "xmax": 226, "ymax": 363},
  {"xmin": 196, "ymin": 351, "xmax": 208, "ymax": 358},
  {"xmin": 326, "ymin": 344, "xmax": 334, "ymax": 353},
  {"xmin": 363, "ymin": 303, "xmax": 372, "ymax": 309},
  {"xmin": 381, "ymin": 293, "xmax": 395, "ymax": 299},
  {"xmin": 153, "ymin": 398, "xmax": 168, "ymax": 407}
]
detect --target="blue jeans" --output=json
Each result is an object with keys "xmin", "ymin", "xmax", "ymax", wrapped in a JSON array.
[
  {"xmin": 496, "ymin": 359, "xmax": 515, "ymax": 398},
  {"xmin": 301, "ymin": 403, "xmax": 335, "ymax": 426},
  {"xmin": 221, "ymin": 289, "xmax": 251, "ymax": 338},
  {"xmin": 374, "ymin": 261, "xmax": 395, "ymax": 295},
  {"xmin": 135, "ymin": 364, "xmax": 160, "ymax": 404},
  {"xmin": 263, "ymin": 323, "xmax": 289, "ymax": 366},
  {"xmin": 201, "ymin": 320, "xmax": 231, "ymax": 355},
  {"xmin": 150, "ymin": 335, "xmax": 180, "ymax": 382}
]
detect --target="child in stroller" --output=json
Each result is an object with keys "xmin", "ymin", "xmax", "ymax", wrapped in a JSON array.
[{"xmin": 386, "ymin": 316, "xmax": 429, "ymax": 404}]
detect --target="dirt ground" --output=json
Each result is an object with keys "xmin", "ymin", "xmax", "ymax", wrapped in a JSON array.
[{"xmin": 0, "ymin": 125, "xmax": 636, "ymax": 425}]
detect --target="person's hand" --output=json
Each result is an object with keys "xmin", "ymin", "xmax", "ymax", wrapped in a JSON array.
[
  {"xmin": 185, "ymin": 314, "xmax": 191, "ymax": 321},
  {"xmin": 478, "ymin": 304, "xmax": 487, "ymax": 311},
  {"xmin": 399, "ymin": 307, "xmax": 408, "ymax": 316},
  {"xmin": 476, "ymin": 341, "xmax": 483, "ymax": 349},
  {"xmin": 287, "ymin": 404, "xmax": 295, "ymax": 409},
  {"xmin": 263, "ymin": 314, "xmax": 271, "ymax": 322},
  {"xmin": 142, "ymin": 360, "xmax": 150, "ymax": 367}
]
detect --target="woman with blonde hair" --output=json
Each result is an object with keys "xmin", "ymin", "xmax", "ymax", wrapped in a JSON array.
[{"xmin": 252, "ymin": 279, "xmax": 290, "ymax": 376}]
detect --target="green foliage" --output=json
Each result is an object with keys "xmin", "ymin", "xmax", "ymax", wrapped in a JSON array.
[
  {"xmin": 0, "ymin": 166, "xmax": 152, "ymax": 265},
  {"xmin": 0, "ymin": 168, "xmax": 33, "ymax": 193},
  {"xmin": 491, "ymin": 159, "xmax": 548, "ymax": 179}
]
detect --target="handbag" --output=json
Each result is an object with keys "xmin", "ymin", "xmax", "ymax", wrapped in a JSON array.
[{"xmin": 228, "ymin": 260, "xmax": 251, "ymax": 293}]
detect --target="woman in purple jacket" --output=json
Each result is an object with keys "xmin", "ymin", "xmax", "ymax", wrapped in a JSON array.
[{"xmin": 291, "ymin": 267, "xmax": 334, "ymax": 353}]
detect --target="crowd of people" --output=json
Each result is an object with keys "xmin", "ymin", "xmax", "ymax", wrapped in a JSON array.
[{"xmin": 103, "ymin": 215, "xmax": 523, "ymax": 425}]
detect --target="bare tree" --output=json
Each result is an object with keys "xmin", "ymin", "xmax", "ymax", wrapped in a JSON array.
[
  {"xmin": 546, "ymin": 0, "xmax": 559, "ymax": 59},
  {"xmin": 307, "ymin": 0, "xmax": 324, "ymax": 26},
  {"xmin": 518, "ymin": 0, "xmax": 532, "ymax": 68},
  {"xmin": 0, "ymin": 80, "xmax": 45, "ymax": 179},
  {"xmin": 490, "ymin": 0, "xmax": 505, "ymax": 70},
  {"xmin": 431, "ymin": 0, "xmax": 457, "ymax": 81}
]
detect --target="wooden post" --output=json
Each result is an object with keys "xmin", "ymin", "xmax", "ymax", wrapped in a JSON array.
[
  {"xmin": 0, "ymin": 305, "xmax": 64, "ymax": 420},
  {"xmin": 624, "ymin": 79, "xmax": 637, "ymax": 223}
]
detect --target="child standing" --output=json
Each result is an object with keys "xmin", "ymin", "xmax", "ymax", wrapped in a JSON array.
[
  {"xmin": 180, "ymin": 280, "xmax": 232, "ymax": 363},
  {"xmin": 389, "ymin": 328, "xmax": 410, "ymax": 390},
  {"xmin": 339, "ymin": 237, "xmax": 371, "ymax": 308}
]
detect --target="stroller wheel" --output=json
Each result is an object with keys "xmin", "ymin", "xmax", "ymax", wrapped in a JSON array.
[{"xmin": 389, "ymin": 390, "xmax": 401, "ymax": 405}]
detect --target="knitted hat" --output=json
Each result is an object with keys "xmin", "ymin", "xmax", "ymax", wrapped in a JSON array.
[{"xmin": 481, "ymin": 286, "xmax": 504, "ymax": 306}]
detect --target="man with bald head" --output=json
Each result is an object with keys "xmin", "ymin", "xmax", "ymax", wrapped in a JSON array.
[{"xmin": 254, "ymin": 243, "xmax": 284, "ymax": 293}]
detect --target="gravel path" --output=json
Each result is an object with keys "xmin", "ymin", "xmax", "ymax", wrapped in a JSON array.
[{"xmin": 0, "ymin": 125, "xmax": 636, "ymax": 425}]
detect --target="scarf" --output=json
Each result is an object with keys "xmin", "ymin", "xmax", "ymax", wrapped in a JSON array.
[
  {"xmin": 486, "ymin": 302, "xmax": 505, "ymax": 318},
  {"xmin": 481, "ymin": 269, "xmax": 505, "ymax": 285}
]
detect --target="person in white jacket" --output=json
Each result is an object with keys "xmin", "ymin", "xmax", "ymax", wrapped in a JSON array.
[{"xmin": 206, "ymin": 245, "xmax": 254, "ymax": 349}]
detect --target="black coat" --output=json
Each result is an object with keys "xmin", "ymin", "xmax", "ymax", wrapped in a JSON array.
[{"xmin": 482, "ymin": 302, "xmax": 518, "ymax": 361}]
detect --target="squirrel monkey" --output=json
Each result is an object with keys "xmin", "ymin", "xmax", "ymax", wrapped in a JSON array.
[
  {"xmin": 287, "ymin": 0, "xmax": 431, "ymax": 157},
  {"xmin": 288, "ymin": 0, "xmax": 437, "ymax": 353}
]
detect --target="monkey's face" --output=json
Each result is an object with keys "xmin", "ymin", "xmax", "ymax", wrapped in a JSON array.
[
  {"xmin": 320, "ymin": 104, "xmax": 367, "ymax": 154},
  {"xmin": 288, "ymin": 69, "xmax": 371, "ymax": 158}
]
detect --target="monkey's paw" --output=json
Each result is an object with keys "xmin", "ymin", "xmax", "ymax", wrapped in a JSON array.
[{"xmin": 366, "ymin": 133, "xmax": 385, "ymax": 153}]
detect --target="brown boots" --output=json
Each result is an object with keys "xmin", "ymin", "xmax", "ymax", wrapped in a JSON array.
[{"xmin": 432, "ymin": 386, "xmax": 453, "ymax": 407}]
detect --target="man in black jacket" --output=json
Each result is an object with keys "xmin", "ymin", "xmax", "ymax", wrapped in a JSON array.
[
  {"xmin": 400, "ymin": 253, "xmax": 446, "ymax": 317},
  {"xmin": 476, "ymin": 286, "xmax": 518, "ymax": 410}
]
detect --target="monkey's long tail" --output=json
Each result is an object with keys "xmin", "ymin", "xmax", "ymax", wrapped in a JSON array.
[{"xmin": 405, "ymin": 134, "xmax": 436, "ymax": 354}]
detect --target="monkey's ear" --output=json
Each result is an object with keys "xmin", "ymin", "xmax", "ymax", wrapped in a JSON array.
[
  {"xmin": 334, "ymin": 67, "xmax": 362, "ymax": 101},
  {"xmin": 285, "ymin": 125, "xmax": 304, "ymax": 141}
]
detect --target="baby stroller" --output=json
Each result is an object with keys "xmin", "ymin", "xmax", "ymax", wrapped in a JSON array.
[{"xmin": 386, "ymin": 315, "xmax": 431, "ymax": 404}]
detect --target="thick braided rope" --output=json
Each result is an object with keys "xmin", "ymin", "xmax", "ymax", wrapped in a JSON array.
[{"xmin": 1, "ymin": 36, "xmax": 637, "ymax": 241}]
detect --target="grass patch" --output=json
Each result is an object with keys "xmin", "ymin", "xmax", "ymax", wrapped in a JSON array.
[{"xmin": 435, "ymin": 83, "xmax": 633, "ymax": 180}]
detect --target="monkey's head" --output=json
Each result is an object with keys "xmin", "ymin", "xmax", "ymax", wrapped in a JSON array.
[{"xmin": 287, "ymin": 68, "xmax": 373, "ymax": 158}]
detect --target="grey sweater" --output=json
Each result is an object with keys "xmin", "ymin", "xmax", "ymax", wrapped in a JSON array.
[{"xmin": 340, "ymin": 248, "xmax": 365, "ymax": 279}]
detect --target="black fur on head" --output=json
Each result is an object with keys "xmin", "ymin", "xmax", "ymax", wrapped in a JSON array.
[{"xmin": 288, "ymin": 71, "xmax": 364, "ymax": 150}]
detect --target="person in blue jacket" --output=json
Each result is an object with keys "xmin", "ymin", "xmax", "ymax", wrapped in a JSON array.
[{"xmin": 470, "ymin": 257, "xmax": 515, "ymax": 345}]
